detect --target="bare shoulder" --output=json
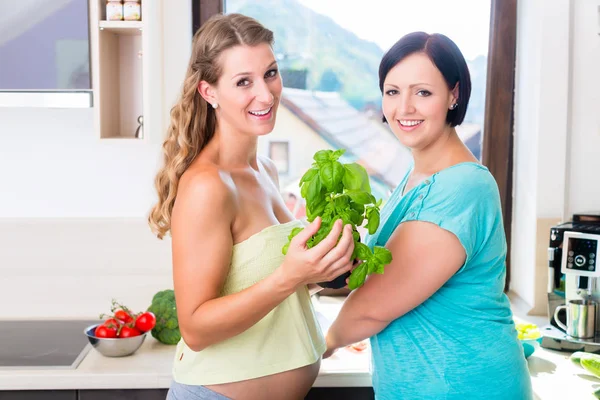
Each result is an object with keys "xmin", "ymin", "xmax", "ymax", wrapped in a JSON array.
[
  {"xmin": 173, "ymin": 163, "xmax": 236, "ymax": 227},
  {"xmin": 258, "ymin": 155, "xmax": 280, "ymax": 188}
]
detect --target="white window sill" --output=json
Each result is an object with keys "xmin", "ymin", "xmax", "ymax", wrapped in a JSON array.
[{"xmin": 0, "ymin": 91, "xmax": 93, "ymax": 108}]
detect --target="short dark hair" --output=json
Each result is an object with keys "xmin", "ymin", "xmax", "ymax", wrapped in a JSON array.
[{"xmin": 379, "ymin": 32, "xmax": 472, "ymax": 127}]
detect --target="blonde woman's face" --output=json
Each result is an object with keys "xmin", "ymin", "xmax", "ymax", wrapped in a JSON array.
[
  {"xmin": 381, "ymin": 52, "xmax": 456, "ymax": 150},
  {"xmin": 213, "ymin": 43, "xmax": 282, "ymax": 137}
]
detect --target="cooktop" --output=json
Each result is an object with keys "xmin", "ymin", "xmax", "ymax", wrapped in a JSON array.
[{"xmin": 0, "ymin": 320, "xmax": 100, "ymax": 369}]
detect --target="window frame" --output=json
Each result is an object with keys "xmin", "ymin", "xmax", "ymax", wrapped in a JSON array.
[{"xmin": 194, "ymin": 0, "xmax": 517, "ymax": 290}]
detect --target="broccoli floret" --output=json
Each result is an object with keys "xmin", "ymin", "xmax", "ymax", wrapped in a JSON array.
[{"xmin": 147, "ymin": 289, "xmax": 181, "ymax": 345}]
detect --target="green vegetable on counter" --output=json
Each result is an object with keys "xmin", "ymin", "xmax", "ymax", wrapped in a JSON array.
[
  {"xmin": 147, "ymin": 289, "xmax": 181, "ymax": 345},
  {"xmin": 581, "ymin": 354, "xmax": 600, "ymax": 378},
  {"xmin": 282, "ymin": 149, "xmax": 393, "ymax": 290}
]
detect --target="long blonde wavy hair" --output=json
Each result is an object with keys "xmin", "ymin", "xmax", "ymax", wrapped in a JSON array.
[{"xmin": 148, "ymin": 14, "xmax": 274, "ymax": 239}]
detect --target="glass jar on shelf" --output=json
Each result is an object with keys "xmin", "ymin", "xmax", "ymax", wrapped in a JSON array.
[
  {"xmin": 106, "ymin": 0, "xmax": 123, "ymax": 21},
  {"xmin": 124, "ymin": 0, "xmax": 141, "ymax": 21}
]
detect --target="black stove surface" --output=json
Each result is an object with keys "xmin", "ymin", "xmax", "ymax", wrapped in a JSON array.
[{"xmin": 0, "ymin": 320, "xmax": 100, "ymax": 368}]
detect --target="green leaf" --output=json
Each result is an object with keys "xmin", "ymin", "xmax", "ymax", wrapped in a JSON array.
[
  {"xmin": 367, "ymin": 209, "xmax": 380, "ymax": 234},
  {"xmin": 348, "ymin": 262, "xmax": 368, "ymax": 290},
  {"xmin": 306, "ymin": 174, "xmax": 322, "ymax": 205},
  {"xmin": 299, "ymin": 167, "xmax": 319, "ymax": 186},
  {"xmin": 314, "ymin": 150, "xmax": 331, "ymax": 164},
  {"xmin": 300, "ymin": 180, "xmax": 310, "ymax": 199},
  {"xmin": 349, "ymin": 201, "xmax": 365, "ymax": 215},
  {"xmin": 320, "ymin": 161, "xmax": 345, "ymax": 191},
  {"xmin": 355, "ymin": 242, "xmax": 372, "ymax": 260},
  {"xmin": 366, "ymin": 260, "xmax": 379, "ymax": 275},
  {"xmin": 338, "ymin": 210, "xmax": 353, "ymax": 226},
  {"xmin": 342, "ymin": 163, "xmax": 371, "ymax": 193},
  {"xmin": 332, "ymin": 149, "xmax": 346, "ymax": 160},
  {"xmin": 334, "ymin": 195, "xmax": 350, "ymax": 210},
  {"xmin": 374, "ymin": 246, "xmax": 393, "ymax": 264},
  {"xmin": 307, "ymin": 198, "xmax": 327, "ymax": 221},
  {"xmin": 352, "ymin": 230, "xmax": 361, "ymax": 242},
  {"xmin": 288, "ymin": 227, "xmax": 304, "ymax": 241},
  {"xmin": 282, "ymin": 242, "xmax": 290, "ymax": 255},
  {"xmin": 322, "ymin": 201, "xmax": 336, "ymax": 221},
  {"xmin": 311, "ymin": 222, "xmax": 333, "ymax": 248},
  {"xmin": 348, "ymin": 209, "xmax": 362, "ymax": 226},
  {"xmin": 346, "ymin": 190, "xmax": 376, "ymax": 205}
]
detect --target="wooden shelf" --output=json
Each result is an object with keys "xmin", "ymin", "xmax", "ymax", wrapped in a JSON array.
[
  {"xmin": 99, "ymin": 21, "xmax": 143, "ymax": 36},
  {"xmin": 90, "ymin": 0, "xmax": 163, "ymax": 141}
]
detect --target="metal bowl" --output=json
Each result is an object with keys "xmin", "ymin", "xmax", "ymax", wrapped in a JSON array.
[{"xmin": 84, "ymin": 324, "xmax": 147, "ymax": 357}]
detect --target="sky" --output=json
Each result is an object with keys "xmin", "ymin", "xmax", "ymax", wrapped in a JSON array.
[{"xmin": 296, "ymin": 0, "xmax": 491, "ymax": 60}]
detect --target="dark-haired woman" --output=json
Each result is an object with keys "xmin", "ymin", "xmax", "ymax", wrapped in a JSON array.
[{"xmin": 323, "ymin": 32, "xmax": 532, "ymax": 400}]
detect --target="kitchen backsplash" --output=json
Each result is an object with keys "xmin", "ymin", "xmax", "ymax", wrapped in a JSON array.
[{"xmin": 0, "ymin": 218, "xmax": 173, "ymax": 319}]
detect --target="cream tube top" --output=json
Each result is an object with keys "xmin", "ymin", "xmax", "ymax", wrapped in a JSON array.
[{"xmin": 172, "ymin": 220, "xmax": 326, "ymax": 385}]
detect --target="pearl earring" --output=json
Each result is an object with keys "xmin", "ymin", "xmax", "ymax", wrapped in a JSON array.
[
  {"xmin": 449, "ymin": 103, "xmax": 458, "ymax": 110},
  {"xmin": 211, "ymin": 102, "xmax": 218, "ymax": 109}
]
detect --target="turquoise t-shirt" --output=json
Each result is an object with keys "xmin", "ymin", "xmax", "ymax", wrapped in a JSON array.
[{"xmin": 366, "ymin": 162, "xmax": 532, "ymax": 400}]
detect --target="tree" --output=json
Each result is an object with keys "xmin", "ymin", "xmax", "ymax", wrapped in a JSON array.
[{"xmin": 318, "ymin": 69, "xmax": 342, "ymax": 92}]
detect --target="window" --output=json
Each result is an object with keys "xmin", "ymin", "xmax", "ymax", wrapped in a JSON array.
[
  {"xmin": 224, "ymin": 0, "xmax": 490, "ymax": 198},
  {"xmin": 0, "ymin": 0, "xmax": 91, "ymax": 90},
  {"xmin": 198, "ymin": 0, "xmax": 517, "ymax": 288},
  {"xmin": 269, "ymin": 141, "xmax": 290, "ymax": 175}
]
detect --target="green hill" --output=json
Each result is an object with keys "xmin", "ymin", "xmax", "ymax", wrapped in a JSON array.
[
  {"xmin": 227, "ymin": 0, "xmax": 384, "ymax": 109},
  {"xmin": 227, "ymin": 0, "xmax": 487, "ymax": 120}
]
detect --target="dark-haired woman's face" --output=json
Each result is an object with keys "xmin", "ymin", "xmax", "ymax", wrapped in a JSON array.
[{"xmin": 382, "ymin": 53, "xmax": 456, "ymax": 150}]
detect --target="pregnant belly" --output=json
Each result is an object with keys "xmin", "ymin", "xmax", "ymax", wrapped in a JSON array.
[{"xmin": 204, "ymin": 359, "xmax": 321, "ymax": 400}]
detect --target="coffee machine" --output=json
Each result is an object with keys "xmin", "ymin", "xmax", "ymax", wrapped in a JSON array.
[{"xmin": 542, "ymin": 212, "xmax": 600, "ymax": 352}]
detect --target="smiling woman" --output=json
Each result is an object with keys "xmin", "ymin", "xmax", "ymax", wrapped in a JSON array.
[{"xmin": 148, "ymin": 13, "xmax": 356, "ymax": 400}]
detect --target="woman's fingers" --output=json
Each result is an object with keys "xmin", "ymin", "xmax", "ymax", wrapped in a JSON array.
[
  {"xmin": 325, "ymin": 236, "xmax": 354, "ymax": 275},
  {"xmin": 320, "ymin": 224, "xmax": 354, "ymax": 267},
  {"xmin": 310, "ymin": 219, "xmax": 343, "ymax": 258},
  {"xmin": 291, "ymin": 217, "xmax": 321, "ymax": 249}
]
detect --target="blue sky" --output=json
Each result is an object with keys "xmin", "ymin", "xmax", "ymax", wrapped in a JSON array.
[{"xmin": 297, "ymin": 0, "xmax": 491, "ymax": 60}]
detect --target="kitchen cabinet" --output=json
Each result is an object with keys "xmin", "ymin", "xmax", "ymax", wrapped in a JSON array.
[
  {"xmin": 0, "ymin": 391, "xmax": 76, "ymax": 400},
  {"xmin": 306, "ymin": 387, "xmax": 374, "ymax": 399},
  {"xmin": 79, "ymin": 389, "xmax": 168, "ymax": 400},
  {"xmin": 88, "ymin": 0, "xmax": 164, "ymax": 140},
  {"xmin": 0, "ymin": 388, "xmax": 372, "ymax": 400}
]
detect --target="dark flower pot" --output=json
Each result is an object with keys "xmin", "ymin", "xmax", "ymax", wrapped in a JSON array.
[
  {"xmin": 317, "ymin": 270, "xmax": 351, "ymax": 289},
  {"xmin": 316, "ymin": 232, "xmax": 360, "ymax": 289}
]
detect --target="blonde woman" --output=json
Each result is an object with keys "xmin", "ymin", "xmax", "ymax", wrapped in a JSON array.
[{"xmin": 148, "ymin": 14, "xmax": 354, "ymax": 400}]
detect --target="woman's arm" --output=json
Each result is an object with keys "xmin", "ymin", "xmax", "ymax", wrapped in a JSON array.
[
  {"xmin": 325, "ymin": 220, "xmax": 466, "ymax": 354},
  {"xmin": 172, "ymin": 169, "xmax": 354, "ymax": 352}
]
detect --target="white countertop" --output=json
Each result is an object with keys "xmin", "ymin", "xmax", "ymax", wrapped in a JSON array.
[
  {"xmin": 528, "ymin": 343, "xmax": 600, "ymax": 400},
  {"xmin": 1, "ymin": 297, "xmax": 600, "ymax": 398},
  {"xmin": 0, "ymin": 335, "xmax": 371, "ymax": 390}
]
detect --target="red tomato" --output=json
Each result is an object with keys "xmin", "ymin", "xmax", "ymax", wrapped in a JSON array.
[
  {"xmin": 114, "ymin": 309, "xmax": 133, "ymax": 323},
  {"xmin": 94, "ymin": 325, "xmax": 117, "ymax": 338},
  {"xmin": 346, "ymin": 340, "xmax": 368, "ymax": 353},
  {"xmin": 134, "ymin": 312, "xmax": 156, "ymax": 332},
  {"xmin": 119, "ymin": 326, "xmax": 141, "ymax": 338},
  {"xmin": 103, "ymin": 318, "xmax": 121, "ymax": 329}
]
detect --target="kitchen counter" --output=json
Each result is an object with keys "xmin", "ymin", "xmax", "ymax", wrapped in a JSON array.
[
  {"xmin": 528, "ymin": 344, "xmax": 600, "ymax": 400},
  {"xmin": 0, "ymin": 335, "xmax": 371, "ymax": 390},
  {"xmin": 1, "ymin": 297, "xmax": 599, "ymax": 399},
  {"xmin": 0, "ymin": 297, "xmax": 372, "ymax": 391}
]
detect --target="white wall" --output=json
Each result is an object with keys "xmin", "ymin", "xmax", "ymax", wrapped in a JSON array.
[
  {"xmin": 568, "ymin": 0, "xmax": 600, "ymax": 215},
  {"xmin": 0, "ymin": 1, "xmax": 191, "ymax": 218},
  {"xmin": 0, "ymin": 0, "xmax": 191, "ymax": 319},
  {"xmin": 511, "ymin": 0, "xmax": 600, "ymax": 310}
]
